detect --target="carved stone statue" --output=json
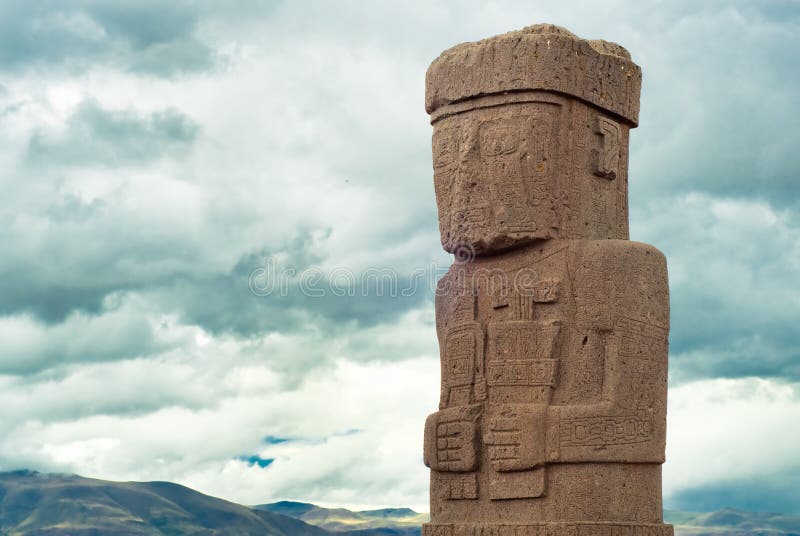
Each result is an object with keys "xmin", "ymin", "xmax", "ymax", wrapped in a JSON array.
[{"xmin": 423, "ymin": 24, "xmax": 672, "ymax": 536}]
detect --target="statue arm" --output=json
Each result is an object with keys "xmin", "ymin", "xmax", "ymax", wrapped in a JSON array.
[{"xmin": 546, "ymin": 240, "xmax": 669, "ymax": 464}]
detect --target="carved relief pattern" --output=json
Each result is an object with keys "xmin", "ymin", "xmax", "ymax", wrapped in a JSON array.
[
  {"xmin": 559, "ymin": 416, "xmax": 653, "ymax": 447},
  {"xmin": 427, "ymin": 241, "xmax": 668, "ymax": 506},
  {"xmin": 486, "ymin": 359, "xmax": 557, "ymax": 387},
  {"xmin": 436, "ymin": 420, "xmax": 478, "ymax": 471},
  {"xmin": 424, "ymin": 25, "xmax": 668, "ymax": 534},
  {"xmin": 593, "ymin": 116, "xmax": 622, "ymax": 180},
  {"xmin": 425, "ymin": 405, "xmax": 481, "ymax": 473},
  {"xmin": 436, "ymin": 474, "xmax": 479, "ymax": 501},
  {"xmin": 432, "ymin": 101, "xmax": 562, "ymax": 254},
  {"xmin": 424, "ymin": 524, "xmax": 674, "ymax": 536}
]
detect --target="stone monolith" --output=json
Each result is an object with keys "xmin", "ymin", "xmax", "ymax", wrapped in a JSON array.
[{"xmin": 422, "ymin": 24, "xmax": 672, "ymax": 536}]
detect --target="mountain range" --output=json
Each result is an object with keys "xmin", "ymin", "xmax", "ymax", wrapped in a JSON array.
[
  {"xmin": 1, "ymin": 471, "xmax": 798, "ymax": 535},
  {"xmin": 254, "ymin": 501, "xmax": 425, "ymax": 534}
]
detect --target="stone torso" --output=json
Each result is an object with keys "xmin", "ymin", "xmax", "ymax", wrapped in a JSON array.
[{"xmin": 426, "ymin": 240, "xmax": 668, "ymax": 525}]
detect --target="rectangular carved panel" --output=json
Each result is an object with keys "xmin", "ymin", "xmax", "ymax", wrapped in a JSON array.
[
  {"xmin": 485, "ymin": 404, "xmax": 546, "ymax": 472},
  {"xmin": 488, "ymin": 467, "xmax": 545, "ymax": 500},
  {"xmin": 487, "ymin": 360, "xmax": 558, "ymax": 387},
  {"xmin": 559, "ymin": 415, "xmax": 653, "ymax": 448},
  {"xmin": 435, "ymin": 473, "xmax": 479, "ymax": 501},
  {"xmin": 593, "ymin": 116, "xmax": 621, "ymax": 180},
  {"xmin": 424, "ymin": 405, "xmax": 481, "ymax": 472},
  {"xmin": 487, "ymin": 321, "xmax": 562, "ymax": 364},
  {"xmin": 441, "ymin": 323, "xmax": 484, "ymax": 408}
]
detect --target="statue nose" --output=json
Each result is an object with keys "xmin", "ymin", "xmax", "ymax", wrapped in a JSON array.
[{"xmin": 451, "ymin": 170, "xmax": 478, "ymax": 207}]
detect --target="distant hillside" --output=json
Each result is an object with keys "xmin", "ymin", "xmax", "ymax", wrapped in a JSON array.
[
  {"xmin": 665, "ymin": 508, "xmax": 800, "ymax": 535},
  {"xmin": 259, "ymin": 501, "xmax": 800, "ymax": 536},
  {"xmin": 2, "ymin": 471, "xmax": 799, "ymax": 536},
  {"xmin": 255, "ymin": 501, "xmax": 426, "ymax": 535},
  {"xmin": 0, "ymin": 470, "xmax": 328, "ymax": 536}
]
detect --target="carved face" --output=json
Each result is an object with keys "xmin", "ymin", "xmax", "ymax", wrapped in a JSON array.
[{"xmin": 431, "ymin": 101, "xmax": 560, "ymax": 256}]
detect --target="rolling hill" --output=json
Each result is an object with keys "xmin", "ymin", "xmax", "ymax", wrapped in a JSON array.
[
  {"xmin": 0, "ymin": 470, "xmax": 327, "ymax": 535},
  {"xmin": 2, "ymin": 471, "xmax": 799, "ymax": 536},
  {"xmin": 255, "ymin": 501, "xmax": 426, "ymax": 534},
  {"xmin": 664, "ymin": 509, "xmax": 800, "ymax": 535},
  {"xmin": 256, "ymin": 501, "xmax": 800, "ymax": 536}
]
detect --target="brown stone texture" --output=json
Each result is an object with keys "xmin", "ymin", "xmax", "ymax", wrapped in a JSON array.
[{"xmin": 423, "ymin": 24, "xmax": 671, "ymax": 536}]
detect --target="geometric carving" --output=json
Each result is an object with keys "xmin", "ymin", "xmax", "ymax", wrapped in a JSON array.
[
  {"xmin": 433, "ymin": 126, "xmax": 458, "ymax": 237},
  {"xmin": 436, "ymin": 473, "xmax": 479, "ymax": 501},
  {"xmin": 482, "ymin": 407, "xmax": 548, "ymax": 500},
  {"xmin": 612, "ymin": 317, "xmax": 669, "ymax": 410},
  {"xmin": 433, "ymin": 129, "xmax": 459, "ymax": 168},
  {"xmin": 480, "ymin": 121, "xmax": 519, "ymax": 156},
  {"xmin": 444, "ymin": 328, "xmax": 477, "ymax": 387},
  {"xmin": 616, "ymin": 317, "xmax": 668, "ymax": 339},
  {"xmin": 531, "ymin": 279, "xmax": 560, "ymax": 303},
  {"xmin": 558, "ymin": 415, "xmax": 653, "ymax": 448},
  {"xmin": 593, "ymin": 116, "xmax": 621, "ymax": 180},
  {"xmin": 481, "ymin": 117, "xmax": 535, "ymax": 235},
  {"xmin": 485, "ymin": 405, "xmax": 546, "ymax": 472},
  {"xmin": 441, "ymin": 323, "xmax": 485, "ymax": 407},
  {"xmin": 424, "ymin": 405, "xmax": 481, "ymax": 473},
  {"xmin": 487, "ymin": 321, "xmax": 562, "ymax": 364},
  {"xmin": 616, "ymin": 317, "xmax": 668, "ymax": 359},
  {"xmin": 486, "ymin": 359, "xmax": 557, "ymax": 387},
  {"xmin": 512, "ymin": 293, "xmax": 535, "ymax": 320},
  {"xmin": 436, "ymin": 421, "xmax": 477, "ymax": 470}
]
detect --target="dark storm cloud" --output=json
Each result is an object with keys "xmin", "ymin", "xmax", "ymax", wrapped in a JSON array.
[
  {"xmin": 149, "ymin": 242, "xmax": 434, "ymax": 339},
  {"xmin": 629, "ymin": 1, "xmax": 800, "ymax": 209},
  {"xmin": 0, "ymin": 273, "xmax": 116, "ymax": 324},
  {"xmin": 633, "ymin": 193, "xmax": 800, "ymax": 384},
  {"xmin": 0, "ymin": 0, "xmax": 213, "ymax": 76},
  {"xmin": 666, "ymin": 466, "xmax": 800, "ymax": 515},
  {"xmin": 28, "ymin": 100, "xmax": 198, "ymax": 167},
  {"xmin": 0, "ymin": 186, "xmax": 204, "ymax": 325},
  {"xmin": 0, "ymin": 212, "xmax": 433, "ymax": 371},
  {"xmin": 669, "ymin": 283, "xmax": 800, "ymax": 383},
  {"xmin": 0, "ymin": 303, "xmax": 168, "ymax": 376},
  {"xmin": 0, "ymin": 203, "xmax": 204, "ymax": 327}
]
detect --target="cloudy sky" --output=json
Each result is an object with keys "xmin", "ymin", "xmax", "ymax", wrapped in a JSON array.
[{"xmin": 0, "ymin": 0, "xmax": 798, "ymax": 514}]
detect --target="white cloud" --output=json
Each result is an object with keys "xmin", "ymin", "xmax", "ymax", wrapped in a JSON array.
[
  {"xmin": 665, "ymin": 377, "xmax": 800, "ymax": 500},
  {"xmin": 0, "ymin": 296, "xmax": 186, "ymax": 374},
  {"xmin": 0, "ymin": 354, "xmax": 439, "ymax": 511}
]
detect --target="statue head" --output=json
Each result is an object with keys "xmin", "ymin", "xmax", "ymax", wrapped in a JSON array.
[{"xmin": 426, "ymin": 24, "xmax": 641, "ymax": 256}]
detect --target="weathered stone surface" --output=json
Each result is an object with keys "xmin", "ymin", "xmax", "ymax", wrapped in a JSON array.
[
  {"xmin": 431, "ymin": 93, "xmax": 631, "ymax": 255},
  {"xmin": 428, "ymin": 24, "xmax": 639, "ymax": 256},
  {"xmin": 426, "ymin": 24, "xmax": 641, "ymax": 125},
  {"xmin": 423, "ymin": 24, "xmax": 671, "ymax": 535}
]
